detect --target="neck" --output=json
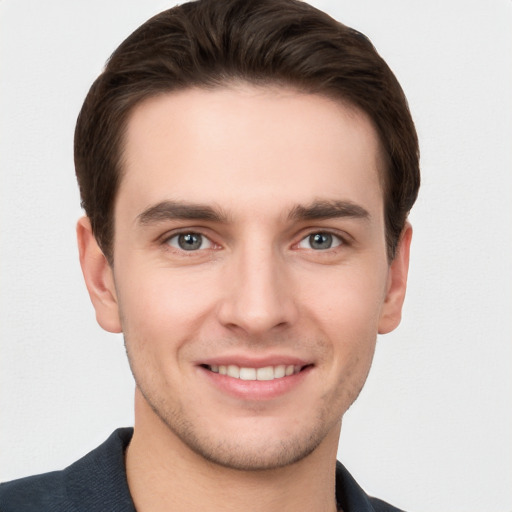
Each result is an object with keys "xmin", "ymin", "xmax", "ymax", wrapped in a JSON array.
[{"xmin": 125, "ymin": 390, "xmax": 340, "ymax": 512}]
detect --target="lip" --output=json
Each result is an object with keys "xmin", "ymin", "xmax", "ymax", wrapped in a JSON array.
[
  {"xmin": 199, "ymin": 355, "xmax": 310, "ymax": 368},
  {"xmin": 197, "ymin": 355, "xmax": 313, "ymax": 401}
]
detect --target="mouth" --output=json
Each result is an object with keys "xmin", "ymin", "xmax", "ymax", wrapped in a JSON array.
[{"xmin": 201, "ymin": 364, "xmax": 310, "ymax": 381}]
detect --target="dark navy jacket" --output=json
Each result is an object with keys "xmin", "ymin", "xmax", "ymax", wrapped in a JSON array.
[{"xmin": 0, "ymin": 428, "xmax": 405, "ymax": 511}]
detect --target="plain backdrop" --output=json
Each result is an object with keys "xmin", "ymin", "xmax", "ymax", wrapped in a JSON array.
[{"xmin": 1, "ymin": 1, "xmax": 511, "ymax": 511}]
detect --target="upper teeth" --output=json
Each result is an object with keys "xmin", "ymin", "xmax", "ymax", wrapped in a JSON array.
[{"xmin": 209, "ymin": 364, "xmax": 299, "ymax": 381}]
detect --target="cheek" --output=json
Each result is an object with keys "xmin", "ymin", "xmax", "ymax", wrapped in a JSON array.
[
  {"xmin": 311, "ymin": 272, "xmax": 383, "ymax": 405},
  {"xmin": 116, "ymin": 267, "xmax": 219, "ymax": 347},
  {"xmin": 117, "ymin": 271, "xmax": 215, "ymax": 393},
  {"xmin": 302, "ymin": 264, "xmax": 388, "ymax": 332},
  {"xmin": 299, "ymin": 265, "xmax": 387, "ymax": 386}
]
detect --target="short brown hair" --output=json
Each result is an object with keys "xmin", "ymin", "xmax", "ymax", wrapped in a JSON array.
[{"xmin": 75, "ymin": 0, "xmax": 419, "ymax": 263}]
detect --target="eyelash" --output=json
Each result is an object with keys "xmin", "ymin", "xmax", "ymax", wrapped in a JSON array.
[{"xmin": 162, "ymin": 229, "xmax": 348, "ymax": 253}]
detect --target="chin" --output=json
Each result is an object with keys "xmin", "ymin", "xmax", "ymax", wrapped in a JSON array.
[
  {"xmin": 171, "ymin": 421, "xmax": 328, "ymax": 471},
  {"xmin": 144, "ymin": 393, "xmax": 339, "ymax": 472}
]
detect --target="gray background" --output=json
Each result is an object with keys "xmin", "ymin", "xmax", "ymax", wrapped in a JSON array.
[{"xmin": 1, "ymin": 1, "xmax": 511, "ymax": 510}]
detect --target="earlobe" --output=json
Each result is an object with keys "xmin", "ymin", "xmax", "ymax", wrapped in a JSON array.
[
  {"xmin": 76, "ymin": 217, "xmax": 122, "ymax": 333},
  {"xmin": 378, "ymin": 223, "xmax": 412, "ymax": 335}
]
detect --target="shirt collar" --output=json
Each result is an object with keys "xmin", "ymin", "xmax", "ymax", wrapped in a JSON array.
[{"xmin": 65, "ymin": 428, "xmax": 383, "ymax": 512}]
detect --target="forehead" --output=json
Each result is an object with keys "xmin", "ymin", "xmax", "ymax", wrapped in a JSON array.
[{"xmin": 117, "ymin": 85, "xmax": 385, "ymax": 221}]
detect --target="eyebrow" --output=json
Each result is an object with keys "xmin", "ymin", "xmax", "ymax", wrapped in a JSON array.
[
  {"xmin": 136, "ymin": 198, "xmax": 370, "ymax": 227},
  {"xmin": 287, "ymin": 200, "xmax": 370, "ymax": 222},
  {"xmin": 137, "ymin": 200, "xmax": 229, "ymax": 225}
]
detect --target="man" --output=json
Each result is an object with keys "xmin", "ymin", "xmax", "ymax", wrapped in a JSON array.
[{"xmin": 0, "ymin": 0, "xmax": 419, "ymax": 510}]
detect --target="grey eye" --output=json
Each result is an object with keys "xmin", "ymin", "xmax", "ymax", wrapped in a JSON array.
[
  {"xmin": 310, "ymin": 233, "xmax": 333, "ymax": 250},
  {"xmin": 298, "ymin": 232, "xmax": 342, "ymax": 250},
  {"xmin": 167, "ymin": 232, "xmax": 213, "ymax": 251}
]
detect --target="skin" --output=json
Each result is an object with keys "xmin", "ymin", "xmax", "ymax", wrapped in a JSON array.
[{"xmin": 77, "ymin": 85, "xmax": 411, "ymax": 512}]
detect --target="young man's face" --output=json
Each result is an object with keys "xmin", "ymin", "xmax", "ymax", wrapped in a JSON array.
[{"xmin": 80, "ymin": 85, "xmax": 410, "ymax": 470}]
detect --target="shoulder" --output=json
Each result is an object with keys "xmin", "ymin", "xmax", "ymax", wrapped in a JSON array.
[
  {"xmin": 0, "ymin": 428, "xmax": 135, "ymax": 512},
  {"xmin": 336, "ymin": 461, "xmax": 407, "ymax": 512},
  {"xmin": 368, "ymin": 496, "xmax": 407, "ymax": 512},
  {"xmin": 0, "ymin": 470, "xmax": 72, "ymax": 512}
]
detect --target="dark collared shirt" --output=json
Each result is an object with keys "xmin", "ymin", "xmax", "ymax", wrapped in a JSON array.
[{"xmin": 0, "ymin": 428, "xmax": 405, "ymax": 511}]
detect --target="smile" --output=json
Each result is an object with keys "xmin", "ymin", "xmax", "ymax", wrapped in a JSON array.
[{"xmin": 205, "ymin": 364, "xmax": 303, "ymax": 381}]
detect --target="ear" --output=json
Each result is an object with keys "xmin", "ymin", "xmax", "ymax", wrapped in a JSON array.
[
  {"xmin": 77, "ymin": 217, "xmax": 122, "ymax": 333},
  {"xmin": 378, "ymin": 223, "xmax": 412, "ymax": 334}
]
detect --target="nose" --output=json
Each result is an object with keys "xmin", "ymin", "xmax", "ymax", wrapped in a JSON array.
[{"xmin": 216, "ymin": 242, "xmax": 298, "ymax": 336}]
